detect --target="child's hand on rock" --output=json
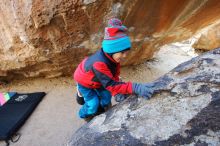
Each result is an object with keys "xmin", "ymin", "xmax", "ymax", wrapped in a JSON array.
[{"xmin": 132, "ymin": 83, "xmax": 155, "ymax": 99}]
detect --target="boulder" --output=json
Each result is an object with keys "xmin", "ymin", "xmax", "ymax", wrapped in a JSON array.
[{"xmin": 68, "ymin": 48, "xmax": 220, "ymax": 146}]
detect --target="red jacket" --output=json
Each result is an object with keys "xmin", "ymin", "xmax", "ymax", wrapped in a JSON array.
[{"xmin": 73, "ymin": 49, "xmax": 132, "ymax": 96}]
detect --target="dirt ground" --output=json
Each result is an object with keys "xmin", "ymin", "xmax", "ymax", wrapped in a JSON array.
[{"xmin": 0, "ymin": 42, "xmax": 198, "ymax": 146}]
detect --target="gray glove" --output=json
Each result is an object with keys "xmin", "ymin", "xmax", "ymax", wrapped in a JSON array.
[
  {"xmin": 114, "ymin": 94, "xmax": 129, "ymax": 102},
  {"xmin": 132, "ymin": 83, "xmax": 154, "ymax": 99}
]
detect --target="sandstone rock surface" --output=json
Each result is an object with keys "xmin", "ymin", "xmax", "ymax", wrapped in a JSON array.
[
  {"xmin": 193, "ymin": 22, "xmax": 220, "ymax": 51},
  {"xmin": 1, "ymin": 0, "xmax": 220, "ymax": 80}
]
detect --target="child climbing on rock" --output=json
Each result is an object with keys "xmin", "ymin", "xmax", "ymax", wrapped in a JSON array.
[{"xmin": 73, "ymin": 18, "xmax": 154, "ymax": 121}]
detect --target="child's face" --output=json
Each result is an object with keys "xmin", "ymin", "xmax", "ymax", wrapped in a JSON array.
[{"xmin": 112, "ymin": 50, "xmax": 129, "ymax": 63}]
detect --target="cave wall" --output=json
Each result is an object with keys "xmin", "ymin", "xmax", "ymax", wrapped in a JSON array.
[{"xmin": 1, "ymin": 0, "xmax": 220, "ymax": 79}]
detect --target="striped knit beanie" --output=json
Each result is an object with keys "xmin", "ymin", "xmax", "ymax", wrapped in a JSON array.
[{"xmin": 102, "ymin": 18, "xmax": 131, "ymax": 53}]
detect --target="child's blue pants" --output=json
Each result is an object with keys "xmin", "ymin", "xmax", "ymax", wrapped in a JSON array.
[{"xmin": 77, "ymin": 83, "xmax": 112, "ymax": 118}]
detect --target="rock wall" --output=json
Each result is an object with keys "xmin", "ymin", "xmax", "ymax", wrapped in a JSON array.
[
  {"xmin": 1, "ymin": 0, "xmax": 220, "ymax": 80},
  {"xmin": 193, "ymin": 22, "xmax": 220, "ymax": 50},
  {"xmin": 68, "ymin": 48, "xmax": 220, "ymax": 146}
]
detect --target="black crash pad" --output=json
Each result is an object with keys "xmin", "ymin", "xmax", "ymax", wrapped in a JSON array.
[{"xmin": 0, "ymin": 92, "xmax": 46, "ymax": 142}]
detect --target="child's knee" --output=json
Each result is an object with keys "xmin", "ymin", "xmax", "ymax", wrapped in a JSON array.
[{"xmin": 87, "ymin": 97, "xmax": 99, "ymax": 115}]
